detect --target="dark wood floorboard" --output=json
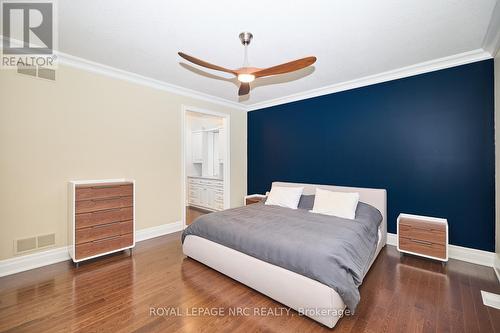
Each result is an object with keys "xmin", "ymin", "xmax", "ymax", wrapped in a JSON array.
[
  {"xmin": 0, "ymin": 232, "xmax": 499, "ymax": 332},
  {"xmin": 186, "ymin": 206, "xmax": 210, "ymax": 225}
]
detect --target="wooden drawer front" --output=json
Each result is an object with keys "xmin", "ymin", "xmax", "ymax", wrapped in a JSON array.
[
  {"xmin": 399, "ymin": 223, "xmax": 445, "ymax": 244},
  {"xmin": 76, "ymin": 220, "xmax": 133, "ymax": 244},
  {"xmin": 76, "ymin": 207, "xmax": 133, "ymax": 229},
  {"xmin": 75, "ymin": 196, "xmax": 132, "ymax": 214},
  {"xmin": 75, "ymin": 233, "xmax": 133, "ymax": 259},
  {"xmin": 246, "ymin": 198, "xmax": 261, "ymax": 205},
  {"xmin": 76, "ymin": 184, "xmax": 133, "ymax": 201},
  {"xmin": 399, "ymin": 237, "xmax": 446, "ymax": 259},
  {"xmin": 399, "ymin": 218, "xmax": 445, "ymax": 233}
]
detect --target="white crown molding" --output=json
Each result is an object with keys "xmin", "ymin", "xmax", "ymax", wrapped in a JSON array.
[
  {"xmin": 55, "ymin": 52, "xmax": 247, "ymax": 111},
  {"xmin": 56, "ymin": 49, "xmax": 490, "ymax": 113},
  {"xmin": 246, "ymin": 49, "xmax": 491, "ymax": 111},
  {"xmin": 2, "ymin": 35, "xmax": 493, "ymax": 112},
  {"xmin": 387, "ymin": 232, "xmax": 496, "ymax": 268},
  {"xmin": 482, "ymin": 0, "xmax": 500, "ymax": 57},
  {"xmin": 0, "ymin": 35, "xmax": 243, "ymax": 111},
  {"xmin": 47, "ymin": 49, "xmax": 494, "ymax": 113},
  {"xmin": 0, "ymin": 221, "xmax": 183, "ymax": 277}
]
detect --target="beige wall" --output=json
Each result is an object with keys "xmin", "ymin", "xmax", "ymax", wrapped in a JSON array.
[{"xmin": 0, "ymin": 65, "xmax": 247, "ymax": 260}]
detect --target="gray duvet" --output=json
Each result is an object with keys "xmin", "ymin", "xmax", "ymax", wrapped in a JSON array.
[{"xmin": 181, "ymin": 202, "xmax": 382, "ymax": 311}]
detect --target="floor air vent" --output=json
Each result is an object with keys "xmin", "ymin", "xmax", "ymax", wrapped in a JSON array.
[
  {"xmin": 15, "ymin": 233, "xmax": 56, "ymax": 254},
  {"xmin": 15, "ymin": 237, "xmax": 37, "ymax": 253},
  {"xmin": 37, "ymin": 234, "xmax": 56, "ymax": 248}
]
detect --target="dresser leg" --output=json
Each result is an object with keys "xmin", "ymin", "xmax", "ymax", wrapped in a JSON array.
[
  {"xmin": 129, "ymin": 248, "xmax": 133, "ymax": 256},
  {"xmin": 75, "ymin": 262, "xmax": 79, "ymax": 268}
]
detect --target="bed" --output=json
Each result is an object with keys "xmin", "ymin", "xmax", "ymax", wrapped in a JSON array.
[{"xmin": 182, "ymin": 182, "xmax": 387, "ymax": 328}]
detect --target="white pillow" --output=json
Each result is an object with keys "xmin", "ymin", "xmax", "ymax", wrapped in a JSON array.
[
  {"xmin": 310, "ymin": 188, "xmax": 359, "ymax": 219},
  {"xmin": 265, "ymin": 186, "xmax": 304, "ymax": 209}
]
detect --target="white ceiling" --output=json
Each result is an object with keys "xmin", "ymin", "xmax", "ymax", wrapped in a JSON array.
[{"xmin": 58, "ymin": 0, "xmax": 497, "ymax": 106}]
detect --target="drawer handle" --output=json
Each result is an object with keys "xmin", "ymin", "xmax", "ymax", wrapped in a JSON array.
[
  {"xmin": 91, "ymin": 185, "xmax": 121, "ymax": 189},
  {"xmin": 402, "ymin": 224, "xmax": 441, "ymax": 232},
  {"xmin": 91, "ymin": 196, "xmax": 123, "ymax": 202},
  {"xmin": 91, "ymin": 221, "xmax": 125, "ymax": 229},
  {"xmin": 411, "ymin": 239, "xmax": 433, "ymax": 246},
  {"xmin": 91, "ymin": 207, "xmax": 122, "ymax": 214},
  {"xmin": 412, "ymin": 226, "xmax": 437, "ymax": 232},
  {"xmin": 92, "ymin": 235, "xmax": 122, "ymax": 243}
]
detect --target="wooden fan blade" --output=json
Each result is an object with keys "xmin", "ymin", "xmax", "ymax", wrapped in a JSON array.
[
  {"xmin": 254, "ymin": 56, "xmax": 316, "ymax": 78},
  {"xmin": 238, "ymin": 82, "xmax": 250, "ymax": 96},
  {"xmin": 178, "ymin": 52, "xmax": 236, "ymax": 75}
]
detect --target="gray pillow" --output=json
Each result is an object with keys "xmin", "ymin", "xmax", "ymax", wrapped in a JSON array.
[
  {"xmin": 298, "ymin": 195, "xmax": 315, "ymax": 210},
  {"xmin": 298, "ymin": 195, "xmax": 382, "ymax": 226}
]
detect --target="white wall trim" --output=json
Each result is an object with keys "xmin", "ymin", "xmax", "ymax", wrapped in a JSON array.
[
  {"xmin": 387, "ymin": 232, "xmax": 496, "ymax": 268},
  {"xmin": 0, "ymin": 221, "xmax": 183, "ymax": 277},
  {"xmin": 180, "ymin": 105, "xmax": 231, "ymax": 229},
  {"xmin": 246, "ymin": 49, "xmax": 491, "ymax": 111},
  {"xmin": 494, "ymin": 255, "xmax": 500, "ymax": 283},
  {"xmin": 135, "ymin": 221, "xmax": 184, "ymax": 242},
  {"xmin": 56, "ymin": 52, "xmax": 246, "ymax": 111},
  {"xmin": 2, "ymin": 36, "xmax": 493, "ymax": 112},
  {"xmin": 57, "ymin": 49, "xmax": 493, "ymax": 113},
  {"xmin": 482, "ymin": 0, "xmax": 500, "ymax": 57},
  {"xmin": 0, "ymin": 247, "xmax": 70, "ymax": 278}
]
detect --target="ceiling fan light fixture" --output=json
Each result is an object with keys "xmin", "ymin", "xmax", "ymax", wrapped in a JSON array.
[
  {"xmin": 237, "ymin": 73, "xmax": 255, "ymax": 83},
  {"xmin": 178, "ymin": 32, "xmax": 316, "ymax": 96}
]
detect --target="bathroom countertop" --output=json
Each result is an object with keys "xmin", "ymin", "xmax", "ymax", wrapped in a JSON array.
[{"xmin": 187, "ymin": 175, "xmax": 223, "ymax": 181}]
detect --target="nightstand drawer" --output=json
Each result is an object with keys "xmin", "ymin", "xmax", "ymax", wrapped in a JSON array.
[
  {"xmin": 399, "ymin": 223, "xmax": 445, "ymax": 244},
  {"xmin": 246, "ymin": 198, "xmax": 261, "ymax": 205},
  {"xmin": 399, "ymin": 237, "xmax": 446, "ymax": 259},
  {"xmin": 245, "ymin": 194, "xmax": 266, "ymax": 206}
]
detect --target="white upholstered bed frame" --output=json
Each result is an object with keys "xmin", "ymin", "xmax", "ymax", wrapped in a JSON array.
[{"xmin": 183, "ymin": 182, "xmax": 387, "ymax": 328}]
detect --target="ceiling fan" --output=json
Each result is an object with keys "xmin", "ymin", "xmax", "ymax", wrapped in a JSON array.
[{"xmin": 178, "ymin": 32, "xmax": 317, "ymax": 96}]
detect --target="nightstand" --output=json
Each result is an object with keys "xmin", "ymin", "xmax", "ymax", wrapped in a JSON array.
[
  {"xmin": 245, "ymin": 194, "xmax": 266, "ymax": 205},
  {"xmin": 397, "ymin": 213, "xmax": 448, "ymax": 263}
]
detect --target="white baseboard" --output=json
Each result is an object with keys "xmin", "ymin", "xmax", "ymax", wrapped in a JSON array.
[
  {"xmin": 494, "ymin": 254, "xmax": 500, "ymax": 283},
  {"xmin": 0, "ymin": 221, "xmax": 183, "ymax": 277},
  {"xmin": 0, "ymin": 246, "xmax": 71, "ymax": 278},
  {"xmin": 387, "ymin": 232, "xmax": 496, "ymax": 267},
  {"xmin": 135, "ymin": 221, "xmax": 183, "ymax": 242},
  {"xmin": 1, "ymin": 228, "xmax": 494, "ymax": 277}
]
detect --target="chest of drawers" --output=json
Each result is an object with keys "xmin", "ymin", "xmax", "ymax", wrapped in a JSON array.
[
  {"xmin": 397, "ymin": 213, "xmax": 448, "ymax": 262},
  {"xmin": 68, "ymin": 179, "xmax": 135, "ymax": 264}
]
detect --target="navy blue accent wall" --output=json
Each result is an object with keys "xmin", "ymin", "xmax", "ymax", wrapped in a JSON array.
[{"xmin": 247, "ymin": 60, "xmax": 495, "ymax": 252}]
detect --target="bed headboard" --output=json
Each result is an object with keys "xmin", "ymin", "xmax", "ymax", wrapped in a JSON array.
[{"xmin": 272, "ymin": 181, "xmax": 387, "ymax": 246}]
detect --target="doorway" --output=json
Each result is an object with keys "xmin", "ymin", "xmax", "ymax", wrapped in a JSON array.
[{"xmin": 181, "ymin": 106, "xmax": 230, "ymax": 228}]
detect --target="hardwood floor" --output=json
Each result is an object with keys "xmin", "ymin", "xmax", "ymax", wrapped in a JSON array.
[
  {"xmin": 186, "ymin": 206, "xmax": 210, "ymax": 225},
  {"xmin": 0, "ymin": 232, "xmax": 499, "ymax": 333}
]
